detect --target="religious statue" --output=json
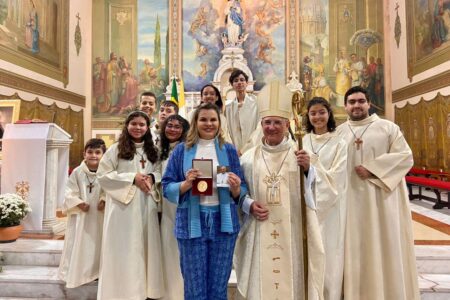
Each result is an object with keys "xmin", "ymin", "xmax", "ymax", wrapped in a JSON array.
[{"xmin": 223, "ymin": 0, "xmax": 247, "ymax": 48}]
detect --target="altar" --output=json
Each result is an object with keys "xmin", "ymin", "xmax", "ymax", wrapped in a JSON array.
[{"xmin": 1, "ymin": 123, "xmax": 72, "ymax": 234}]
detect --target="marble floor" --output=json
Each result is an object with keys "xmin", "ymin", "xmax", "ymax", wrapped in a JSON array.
[{"xmin": 0, "ymin": 200, "xmax": 449, "ymax": 299}]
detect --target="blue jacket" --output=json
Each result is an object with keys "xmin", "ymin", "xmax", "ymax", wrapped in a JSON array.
[{"xmin": 162, "ymin": 139, "xmax": 248, "ymax": 239}]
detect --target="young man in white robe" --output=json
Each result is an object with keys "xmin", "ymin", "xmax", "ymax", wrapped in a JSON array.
[
  {"xmin": 58, "ymin": 138, "xmax": 106, "ymax": 288},
  {"xmin": 224, "ymin": 69, "xmax": 258, "ymax": 154},
  {"xmin": 139, "ymin": 91, "xmax": 157, "ymax": 127},
  {"xmin": 234, "ymin": 81, "xmax": 325, "ymax": 300},
  {"xmin": 151, "ymin": 100, "xmax": 178, "ymax": 146},
  {"xmin": 337, "ymin": 86, "xmax": 420, "ymax": 300}
]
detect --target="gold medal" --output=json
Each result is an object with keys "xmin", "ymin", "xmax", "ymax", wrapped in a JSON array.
[{"xmin": 197, "ymin": 180, "xmax": 208, "ymax": 193}]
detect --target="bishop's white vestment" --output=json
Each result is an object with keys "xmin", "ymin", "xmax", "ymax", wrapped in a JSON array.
[
  {"xmin": 224, "ymin": 94, "xmax": 259, "ymax": 152},
  {"xmin": 97, "ymin": 142, "xmax": 164, "ymax": 300},
  {"xmin": 303, "ymin": 132, "xmax": 347, "ymax": 300},
  {"xmin": 58, "ymin": 161, "xmax": 104, "ymax": 288},
  {"xmin": 235, "ymin": 138, "xmax": 325, "ymax": 300},
  {"xmin": 337, "ymin": 114, "xmax": 420, "ymax": 300}
]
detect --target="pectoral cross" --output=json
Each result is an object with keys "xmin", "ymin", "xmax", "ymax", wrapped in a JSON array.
[
  {"xmin": 140, "ymin": 158, "xmax": 146, "ymax": 169},
  {"xmin": 87, "ymin": 182, "xmax": 94, "ymax": 193},
  {"xmin": 355, "ymin": 138, "xmax": 363, "ymax": 150},
  {"xmin": 274, "ymin": 283, "xmax": 279, "ymax": 290},
  {"xmin": 271, "ymin": 230, "xmax": 280, "ymax": 239}
]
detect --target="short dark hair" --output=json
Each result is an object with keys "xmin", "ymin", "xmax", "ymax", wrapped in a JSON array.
[
  {"xmin": 140, "ymin": 91, "xmax": 156, "ymax": 101},
  {"xmin": 200, "ymin": 84, "xmax": 223, "ymax": 110},
  {"xmin": 84, "ymin": 138, "xmax": 106, "ymax": 153},
  {"xmin": 161, "ymin": 100, "xmax": 179, "ymax": 114},
  {"xmin": 344, "ymin": 86, "xmax": 370, "ymax": 105},
  {"xmin": 229, "ymin": 69, "xmax": 248, "ymax": 85},
  {"xmin": 306, "ymin": 97, "xmax": 336, "ymax": 133}
]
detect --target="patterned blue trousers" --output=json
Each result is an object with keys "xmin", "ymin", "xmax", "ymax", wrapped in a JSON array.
[{"xmin": 177, "ymin": 207, "xmax": 238, "ymax": 300}]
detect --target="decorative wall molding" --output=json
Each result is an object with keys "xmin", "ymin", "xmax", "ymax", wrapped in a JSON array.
[
  {"xmin": 392, "ymin": 70, "xmax": 450, "ymax": 103},
  {"xmin": 0, "ymin": 68, "xmax": 85, "ymax": 107}
]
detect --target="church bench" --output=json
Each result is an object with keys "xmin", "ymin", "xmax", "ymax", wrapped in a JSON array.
[
  {"xmin": 405, "ymin": 176, "xmax": 450, "ymax": 209},
  {"xmin": 408, "ymin": 168, "xmax": 450, "ymax": 180}
]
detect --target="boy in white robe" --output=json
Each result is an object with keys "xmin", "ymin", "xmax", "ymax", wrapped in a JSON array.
[{"xmin": 58, "ymin": 138, "xmax": 106, "ymax": 288}]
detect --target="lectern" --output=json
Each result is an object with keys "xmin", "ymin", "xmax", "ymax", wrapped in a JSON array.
[{"xmin": 1, "ymin": 123, "xmax": 72, "ymax": 234}]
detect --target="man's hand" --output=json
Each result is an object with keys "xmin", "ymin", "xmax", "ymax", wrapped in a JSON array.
[
  {"xmin": 250, "ymin": 201, "xmax": 269, "ymax": 221},
  {"xmin": 355, "ymin": 165, "xmax": 372, "ymax": 180},
  {"xmin": 295, "ymin": 150, "xmax": 310, "ymax": 170},
  {"xmin": 77, "ymin": 202, "xmax": 90, "ymax": 212},
  {"xmin": 227, "ymin": 172, "xmax": 241, "ymax": 198},
  {"xmin": 97, "ymin": 200, "xmax": 105, "ymax": 211}
]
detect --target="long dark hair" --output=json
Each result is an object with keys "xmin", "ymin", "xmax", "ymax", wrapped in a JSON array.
[
  {"xmin": 160, "ymin": 115, "xmax": 189, "ymax": 161},
  {"xmin": 306, "ymin": 97, "xmax": 336, "ymax": 133},
  {"xmin": 200, "ymin": 84, "xmax": 223, "ymax": 110},
  {"xmin": 118, "ymin": 110, "xmax": 158, "ymax": 163}
]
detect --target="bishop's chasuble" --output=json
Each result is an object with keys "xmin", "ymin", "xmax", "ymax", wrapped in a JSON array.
[
  {"xmin": 97, "ymin": 142, "xmax": 164, "ymax": 300},
  {"xmin": 58, "ymin": 161, "xmax": 104, "ymax": 288},
  {"xmin": 302, "ymin": 132, "xmax": 347, "ymax": 300},
  {"xmin": 337, "ymin": 114, "xmax": 420, "ymax": 300},
  {"xmin": 225, "ymin": 94, "xmax": 259, "ymax": 152},
  {"xmin": 235, "ymin": 138, "xmax": 325, "ymax": 300}
]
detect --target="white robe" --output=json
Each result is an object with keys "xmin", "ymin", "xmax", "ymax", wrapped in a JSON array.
[
  {"xmin": 235, "ymin": 138, "xmax": 325, "ymax": 300},
  {"xmin": 58, "ymin": 161, "xmax": 104, "ymax": 288},
  {"xmin": 337, "ymin": 114, "xmax": 420, "ymax": 300},
  {"xmin": 224, "ymin": 94, "xmax": 259, "ymax": 152},
  {"xmin": 159, "ymin": 143, "xmax": 184, "ymax": 300},
  {"xmin": 303, "ymin": 132, "xmax": 347, "ymax": 300},
  {"xmin": 97, "ymin": 142, "xmax": 164, "ymax": 300}
]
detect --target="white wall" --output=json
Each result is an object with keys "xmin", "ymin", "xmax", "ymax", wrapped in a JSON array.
[{"xmin": 0, "ymin": 0, "xmax": 92, "ymax": 139}]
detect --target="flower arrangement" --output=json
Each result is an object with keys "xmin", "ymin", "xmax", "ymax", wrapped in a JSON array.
[{"xmin": 0, "ymin": 193, "xmax": 31, "ymax": 227}]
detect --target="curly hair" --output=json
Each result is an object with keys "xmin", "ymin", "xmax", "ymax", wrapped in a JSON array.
[
  {"xmin": 160, "ymin": 115, "xmax": 190, "ymax": 161},
  {"xmin": 185, "ymin": 103, "xmax": 225, "ymax": 149},
  {"xmin": 117, "ymin": 110, "xmax": 158, "ymax": 163},
  {"xmin": 305, "ymin": 97, "xmax": 337, "ymax": 133}
]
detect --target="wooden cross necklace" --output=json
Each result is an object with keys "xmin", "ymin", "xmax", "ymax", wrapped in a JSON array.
[
  {"xmin": 347, "ymin": 122, "xmax": 374, "ymax": 150},
  {"xmin": 86, "ymin": 175, "xmax": 96, "ymax": 193},
  {"xmin": 136, "ymin": 149, "xmax": 146, "ymax": 168}
]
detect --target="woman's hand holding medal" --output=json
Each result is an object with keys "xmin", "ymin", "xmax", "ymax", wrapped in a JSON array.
[{"xmin": 227, "ymin": 172, "xmax": 241, "ymax": 198}]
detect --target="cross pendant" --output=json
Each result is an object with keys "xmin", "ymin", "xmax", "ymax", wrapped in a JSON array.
[
  {"xmin": 87, "ymin": 182, "xmax": 94, "ymax": 193},
  {"xmin": 140, "ymin": 158, "xmax": 146, "ymax": 169},
  {"xmin": 355, "ymin": 138, "xmax": 363, "ymax": 150}
]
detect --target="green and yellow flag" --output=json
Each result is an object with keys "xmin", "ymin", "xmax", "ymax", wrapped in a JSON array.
[{"xmin": 170, "ymin": 78, "xmax": 178, "ymax": 104}]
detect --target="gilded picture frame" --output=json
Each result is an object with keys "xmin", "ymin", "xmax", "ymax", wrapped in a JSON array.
[
  {"xmin": 406, "ymin": 0, "xmax": 450, "ymax": 80},
  {"xmin": 0, "ymin": 1, "xmax": 69, "ymax": 87},
  {"xmin": 0, "ymin": 99, "xmax": 21, "ymax": 159}
]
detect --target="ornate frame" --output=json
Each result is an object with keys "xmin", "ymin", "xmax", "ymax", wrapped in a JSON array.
[
  {"xmin": 0, "ymin": 1, "xmax": 69, "ymax": 87},
  {"xmin": 0, "ymin": 99, "xmax": 21, "ymax": 159},
  {"xmin": 405, "ymin": 0, "xmax": 450, "ymax": 80}
]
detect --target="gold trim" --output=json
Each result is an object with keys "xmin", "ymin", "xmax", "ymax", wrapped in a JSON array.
[
  {"xmin": 392, "ymin": 70, "xmax": 450, "ymax": 103},
  {"xmin": 405, "ymin": 0, "xmax": 450, "ymax": 80},
  {"xmin": 0, "ymin": 99, "xmax": 21, "ymax": 123},
  {"xmin": 0, "ymin": 1, "xmax": 69, "ymax": 86},
  {"xmin": 0, "ymin": 68, "xmax": 85, "ymax": 107}
]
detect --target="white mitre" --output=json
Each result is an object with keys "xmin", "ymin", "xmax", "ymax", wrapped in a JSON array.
[{"xmin": 258, "ymin": 80, "xmax": 293, "ymax": 120}]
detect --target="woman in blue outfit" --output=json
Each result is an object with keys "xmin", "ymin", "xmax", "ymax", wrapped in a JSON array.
[{"xmin": 162, "ymin": 102, "xmax": 247, "ymax": 300}]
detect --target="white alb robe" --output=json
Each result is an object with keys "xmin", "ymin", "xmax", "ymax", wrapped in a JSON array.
[
  {"xmin": 235, "ymin": 138, "xmax": 325, "ymax": 300},
  {"xmin": 303, "ymin": 132, "xmax": 347, "ymax": 300},
  {"xmin": 224, "ymin": 94, "xmax": 259, "ymax": 152},
  {"xmin": 58, "ymin": 161, "xmax": 104, "ymax": 288},
  {"xmin": 97, "ymin": 142, "xmax": 164, "ymax": 300},
  {"xmin": 160, "ymin": 142, "xmax": 184, "ymax": 300},
  {"xmin": 337, "ymin": 114, "xmax": 420, "ymax": 300}
]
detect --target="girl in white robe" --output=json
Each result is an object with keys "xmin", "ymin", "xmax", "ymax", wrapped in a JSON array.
[
  {"xmin": 58, "ymin": 138, "xmax": 107, "ymax": 288},
  {"xmin": 297, "ymin": 97, "xmax": 347, "ymax": 300},
  {"xmin": 159, "ymin": 114, "xmax": 190, "ymax": 300},
  {"xmin": 97, "ymin": 111, "xmax": 164, "ymax": 300}
]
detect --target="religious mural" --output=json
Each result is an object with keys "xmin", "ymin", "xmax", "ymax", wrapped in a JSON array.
[
  {"xmin": 299, "ymin": 0, "xmax": 385, "ymax": 116},
  {"xmin": 92, "ymin": 0, "xmax": 168, "ymax": 125},
  {"xmin": 182, "ymin": 0, "xmax": 286, "ymax": 91},
  {"xmin": 0, "ymin": 0, "xmax": 69, "ymax": 86}
]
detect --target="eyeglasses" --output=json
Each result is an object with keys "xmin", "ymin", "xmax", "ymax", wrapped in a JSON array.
[
  {"xmin": 166, "ymin": 124, "xmax": 182, "ymax": 131},
  {"xmin": 346, "ymin": 99, "xmax": 368, "ymax": 105}
]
